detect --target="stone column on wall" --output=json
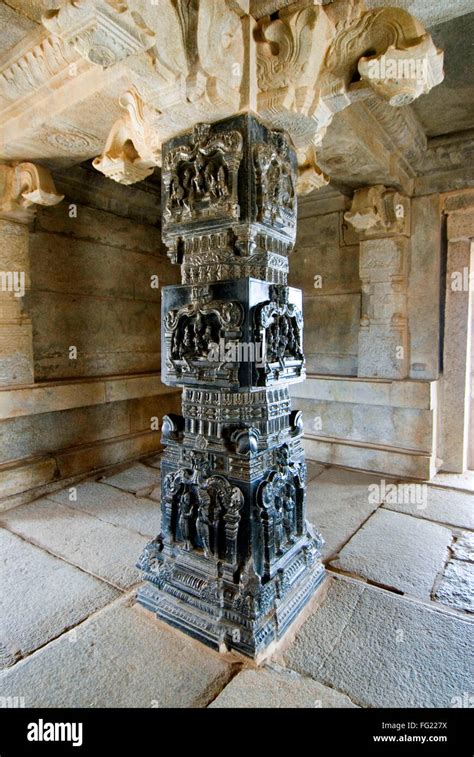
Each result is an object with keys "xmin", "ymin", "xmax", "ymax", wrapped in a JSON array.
[
  {"xmin": 442, "ymin": 192, "xmax": 474, "ymax": 472},
  {"xmin": 345, "ymin": 186, "xmax": 411, "ymax": 379},
  {"xmin": 0, "ymin": 163, "xmax": 63, "ymax": 385}
]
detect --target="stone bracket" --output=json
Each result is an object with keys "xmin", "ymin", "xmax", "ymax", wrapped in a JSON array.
[{"xmin": 0, "ymin": 163, "xmax": 64, "ymax": 224}]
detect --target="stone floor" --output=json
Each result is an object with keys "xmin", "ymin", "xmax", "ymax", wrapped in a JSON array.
[{"xmin": 0, "ymin": 457, "xmax": 473, "ymax": 708}]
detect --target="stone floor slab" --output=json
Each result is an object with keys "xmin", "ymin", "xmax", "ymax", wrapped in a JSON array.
[
  {"xmin": 330, "ymin": 509, "xmax": 451, "ymax": 599},
  {"xmin": 0, "ymin": 500, "xmax": 147, "ymax": 590},
  {"xmin": 99, "ymin": 463, "xmax": 161, "ymax": 494},
  {"xmin": 47, "ymin": 481, "xmax": 160, "ymax": 537},
  {"xmin": 383, "ymin": 485, "xmax": 474, "ymax": 530},
  {"xmin": 453, "ymin": 532, "xmax": 474, "ymax": 562},
  {"xmin": 430, "ymin": 471, "xmax": 474, "ymax": 493},
  {"xmin": 306, "ymin": 467, "xmax": 386, "ymax": 560},
  {"xmin": 143, "ymin": 454, "xmax": 161, "ymax": 470},
  {"xmin": 0, "ymin": 597, "xmax": 233, "ymax": 708},
  {"xmin": 282, "ymin": 576, "xmax": 473, "ymax": 708},
  {"xmin": 306, "ymin": 462, "xmax": 326, "ymax": 482},
  {"xmin": 0, "ymin": 529, "xmax": 118, "ymax": 669},
  {"xmin": 435, "ymin": 560, "xmax": 474, "ymax": 613},
  {"xmin": 209, "ymin": 665, "xmax": 357, "ymax": 708}
]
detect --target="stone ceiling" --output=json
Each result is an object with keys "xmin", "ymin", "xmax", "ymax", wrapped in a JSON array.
[{"xmin": 0, "ymin": 0, "xmax": 473, "ymax": 197}]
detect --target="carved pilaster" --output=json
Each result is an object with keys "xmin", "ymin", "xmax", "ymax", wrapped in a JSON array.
[
  {"xmin": 0, "ymin": 163, "xmax": 62, "ymax": 384},
  {"xmin": 345, "ymin": 186, "xmax": 410, "ymax": 379}
]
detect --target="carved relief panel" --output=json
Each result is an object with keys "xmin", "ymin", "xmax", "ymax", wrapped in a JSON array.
[{"xmin": 162, "ymin": 279, "xmax": 304, "ymax": 389}]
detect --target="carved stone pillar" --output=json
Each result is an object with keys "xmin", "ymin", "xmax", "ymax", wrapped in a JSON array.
[
  {"xmin": 137, "ymin": 114, "xmax": 324, "ymax": 658},
  {"xmin": 0, "ymin": 163, "xmax": 63, "ymax": 384},
  {"xmin": 344, "ymin": 185, "xmax": 411, "ymax": 379}
]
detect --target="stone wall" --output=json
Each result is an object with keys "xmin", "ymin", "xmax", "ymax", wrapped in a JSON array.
[
  {"xmin": 290, "ymin": 189, "xmax": 446, "ymax": 480},
  {"xmin": 290, "ymin": 193, "xmax": 360, "ymax": 376},
  {"xmin": 0, "ymin": 167, "xmax": 181, "ymax": 510}
]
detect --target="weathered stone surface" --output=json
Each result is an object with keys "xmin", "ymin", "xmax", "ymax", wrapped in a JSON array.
[
  {"xmin": 35, "ymin": 203, "xmax": 164, "ymax": 255},
  {"xmin": 0, "ymin": 597, "xmax": 233, "ymax": 708},
  {"xmin": 27, "ymin": 290, "xmax": 161, "ymax": 380},
  {"xmin": 0, "ymin": 457, "xmax": 57, "ymax": 501},
  {"xmin": 1, "ymin": 401, "xmax": 131, "ymax": 464},
  {"xmin": 283, "ymin": 576, "xmax": 473, "ymax": 708},
  {"xmin": 0, "ymin": 500, "xmax": 147, "ymax": 590},
  {"xmin": 48, "ymin": 482, "xmax": 160, "ymax": 537},
  {"xmin": 430, "ymin": 471, "xmax": 474, "ymax": 492},
  {"xmin": 358, "ymin": 236, "xmax": 409, "ymax": 380},
  {"xmin": 304, "ymin": 436, "xmax": 435, "ymax": 481},
  {"xmin": 330, "ymin": 509, "xmax": 452, "ymax": 599},
  {"xmin": 408, "ymin": 195, "xmax": 442, "ymax": 380},
  {"xmin": 0, "ymin": 528, "xmax": 118, "ymax": 668},
  {"xmin": 306, "ymin": 461, "xmax": 325, "ymax": 482},
  {"xmin": 442, "ymin": 238, "xmax": 472, "ymax": 472},
  {"xmin": 303, "ymin": 294, "xmax": 360, "ymax": 376},
  {"xmin": 435, "ymin": 560, "xmax": 474, "ymax": 613},
  {"xmin": 0, "ymin": 375, "xmax": 178, "ymax": 421},
  {"xmin": 292, "ymin": 375, "xmax": 434, "ymax": 410},
  {"xmin": 306, "ymin": 467, "xmax": 384, "ymax": 561},
  {"xmin": 209, "ymin": 665, "xmax": 357, "ymax": 709},
  {"xmin": 298, "ymin": 397, "xmax": 434, "ymax": 452},
  {"xmin": 55, "ymin": 431, "xmax": 163, "ymax": 480},
  {"xmin": 142, "ymin": 454, "xmax": 162, "ymax": 470},
  {"xmin": 290, "ymin": 213, "xmax": 360, "ymax": 298},
  {"xmin": 100, "ymin": 463, "xmax": 161, "ymax": 494},
  {"xmin": 383, "ymin": 485, "xmax": 474, "ymax": 530},
  {"xmin": 0, "ymin": 2, "xmax": 37, "ymax": 51},
  {"xmin": 452, "ymin": 532, "xmax": 474, "ymax": 562}
]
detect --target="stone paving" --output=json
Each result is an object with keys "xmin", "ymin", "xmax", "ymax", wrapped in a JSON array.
[{"xmin": 0, "ymin": 457, "xmax": 472, "ymax": 708}]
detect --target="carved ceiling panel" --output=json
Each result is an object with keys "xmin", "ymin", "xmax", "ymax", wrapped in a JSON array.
[{"xmin": 0, "ymin": 0, "xmax": 448, "ymax": 191}]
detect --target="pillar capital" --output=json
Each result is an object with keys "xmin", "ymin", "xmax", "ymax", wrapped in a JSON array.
[
  {"xmin": 0, "ymin": 163, "xmax": 64, "ymax": 224},
  {"xmin": 91, "ymin": 0, "xmax": 444, "ymax": 194},
  {"xmin": 344, "ymin": 185, "xmax": 411, "ymax": 239}
]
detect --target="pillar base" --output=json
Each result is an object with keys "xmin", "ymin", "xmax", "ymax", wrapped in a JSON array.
[{"xmin": 137, "ymin": 531, "xmax": 324, "ymax": 658}]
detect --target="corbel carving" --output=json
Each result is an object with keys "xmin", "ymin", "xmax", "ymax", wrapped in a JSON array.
[
  {"xmin": 147, "ymin": 0, "xmax": 244, "ymax": 119},
  {"xmin": 357, "ymin": 30, "xmax": 444, "ymax": 107},
  {"xmin": 344, "ymin": 185, "xmax": 410, "ymax": 238},
  {"xmin": 296, "ymin": 145, "xmax": 329, "ymax": 195},
  {"xmin": 82, "ymin": 0, "xmax": 444, "ymax": 191},
  {"xmin": 0, "ymin": 163, "xmax": 64, "ymax": 224},
  {"xmin": 42, "ymin": 0, "xmax": 156, "ymax": 69},
  {"xmin": 321, "ymin": 7, "xmax": 443, "ymax": 110},
  {"xmin": 255, "ymin": 2, "xmax": 334, "ymax": 145},
  {"xmin": 254, "ymin": 3, "xmax": 443, "ymax": 195},
  {"xmin": 93, "ymin": 88, "xmax": 161, "ymax": 184}
]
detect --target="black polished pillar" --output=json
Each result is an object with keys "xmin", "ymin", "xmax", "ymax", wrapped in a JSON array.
[{"xmin": 137, "ymin": 114, "xmax": 324, "ymax": 658}]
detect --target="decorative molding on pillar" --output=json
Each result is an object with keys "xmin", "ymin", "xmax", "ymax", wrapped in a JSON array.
[
  {"xmin": 344, "ymin": 185, "xmax": 410, "ymax": 239},
  {"xmin": 0, "ymin": 163, "xmax": 64, "ymax": 223},
  {"xmin": 42, "ymin": 0, "xmax": 156, "ymax": 69},
  {"xmin": 254, "ymin": 2, "xmax": 334, "ymax": 145}
]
